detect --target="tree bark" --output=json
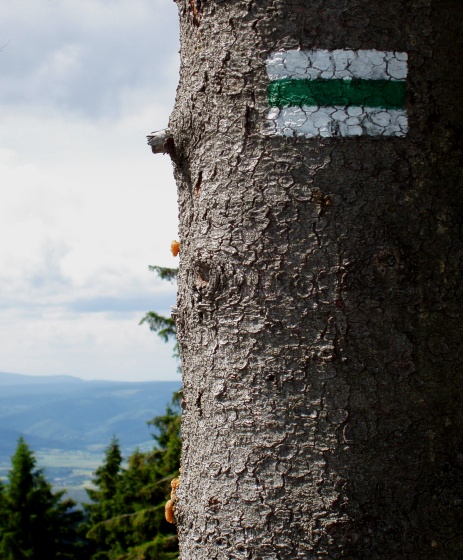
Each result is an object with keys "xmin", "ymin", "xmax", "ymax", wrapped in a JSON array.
[{"xmin": 167, "ymin": 0, "xmax": 463, "ymax": 558}]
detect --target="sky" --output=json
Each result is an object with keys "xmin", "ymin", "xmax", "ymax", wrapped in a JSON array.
[{"xmin": 0, "ymin": 0, "xmax": 181, "ymax": 382}]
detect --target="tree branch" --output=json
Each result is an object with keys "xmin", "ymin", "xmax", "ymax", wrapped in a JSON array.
[{"xmin": 147, "ymin": 128, "xmax": 173, "ymax": 154}]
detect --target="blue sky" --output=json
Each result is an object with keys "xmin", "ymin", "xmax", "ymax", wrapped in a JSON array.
[{"xmin": 0, "ymin": 0, "xmax": 181, "ymax": 381}]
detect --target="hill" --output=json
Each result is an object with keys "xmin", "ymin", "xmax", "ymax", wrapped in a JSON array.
[
  {"xmin": 0, "ymin": 372, "xmax": 181, "ymax": 458},
  {"xmin": 0, "ymin": 372, "xmax": 83, "ymax": 386}
]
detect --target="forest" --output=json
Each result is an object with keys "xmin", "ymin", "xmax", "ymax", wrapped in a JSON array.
[
  {"xmin": 0, "ymin": 392, "xmax": 180, "ymax": 560},
  {"xmin": 1, "ymin": 0, "xmax": 462, "ymax": 557},
  {"xmin": 0, "ymin": 266, "xmax": 181, "ymax": 560}
]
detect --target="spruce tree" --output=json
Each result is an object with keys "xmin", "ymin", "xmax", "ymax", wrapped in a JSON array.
[
  {"xmin": 121, "ymin": 392, "xmax": 181, "ymax": 560},
  {"xmin": 0, "ymin": 437, "xmax": 83, "ymax": 560},
  {"xmin": 155, "ymin": 0, "xmax": 463, "ymax": 557},
  {"xmin": 85, "ymin": 437, "xmax": 125, "ymax": 559},
  {"xmin": 83, "ymin": 397, "xmax": 181, "ymax": 560},
  {"xmin": 140, "ymin": 266, "xmax": 179, "ymax": 362},
  {"xmin": 83, "ymin": 266, "xmax": 182, "ymax": 559}
]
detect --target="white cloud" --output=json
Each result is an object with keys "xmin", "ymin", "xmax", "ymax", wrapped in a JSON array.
[
  {"xmin": 0, "ymin": 308, "xmax": 180, "ymax": 382},
  {"xmin": 0, "ymin": 110, "xmax": 179, "ymax": 297},
  {"xmin": 0, "ymin": 0, "xmax": 181, "ymax": 381},
  {"xmin": 0, "ymin": 0, "xmax": 179, "ymax": 118}
]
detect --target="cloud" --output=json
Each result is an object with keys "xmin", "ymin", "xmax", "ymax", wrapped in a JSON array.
[
  {"xmin": 0, "ymin": 0, "xmax": 179, "ymax": 119},
  {"xmin": 0, "ymin": 115, "xmax": 180, "ymax": 297},
  {"xmin": 0, "ymin": 307, "xmax": 180, "ymax": 382},
  {"xmin": 0, "ymin": 0, "xmax": 181, "ymax": 381},
  {"xmin": 68, "ymin": 293, "xmax": 176, "ymax": 315}
]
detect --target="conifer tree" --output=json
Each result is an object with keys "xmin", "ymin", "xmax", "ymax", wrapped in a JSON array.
[
  {"xmin": 85, "ymin": 437, "xmax": 126, "ymax": 559},
  {"xmin": 84, "ymin": 397, "xmax": 181, "ymax": 560},
  {"xmin": 82, "ymin": 266, "xmax": 182, "ymax": 559},
  {"xmin": 140, "ymin": 266, "xmax": 179, "ymax": 361},
  {"xmin": 122, "ymin": 392, "xmax": 181, "ymax": 560},
  {"xmin": 0, "ymin": 437, "xmax": 83, "ymax": 560},
  {"xmin": 155, "ymin": 0, "xmax": 463, "ymax": 557}
]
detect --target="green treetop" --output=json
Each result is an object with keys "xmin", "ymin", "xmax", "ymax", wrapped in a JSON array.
[
  {"xmin": 84, "ymin": 395, "xmax": 181, "ymax": 560},
  {"xmin": 0, "ymin": 437, "xmax": 84, "ymax": 560}
]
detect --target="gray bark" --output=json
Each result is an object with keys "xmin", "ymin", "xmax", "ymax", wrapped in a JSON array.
[{"xmin": 166, "ymin": 0, "xmax": 463, "ymax": 558}]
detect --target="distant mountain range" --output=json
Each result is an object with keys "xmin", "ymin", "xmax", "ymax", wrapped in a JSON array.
[{"xmin": 0, "ymin": 372, "xmax": 181, "ymax": 458}]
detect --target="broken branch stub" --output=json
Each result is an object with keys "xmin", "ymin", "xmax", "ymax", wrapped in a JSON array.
[{"xmin": 147, "ymin": 128, "xmax": 173, "ymax": 154}]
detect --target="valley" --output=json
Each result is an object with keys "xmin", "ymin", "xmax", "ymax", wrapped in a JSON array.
[{"xmin": 0, "ymin": 371, "xmax": 181, "ymax": 503}]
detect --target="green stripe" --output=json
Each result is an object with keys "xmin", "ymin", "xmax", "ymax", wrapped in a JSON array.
[{"xmin": 267, "ymin": 78, "xmax": 406, "ymax": 109}]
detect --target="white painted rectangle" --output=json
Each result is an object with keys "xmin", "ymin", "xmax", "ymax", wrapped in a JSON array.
[
  {"xmin": 266, "ymin": 49, "xmax": 408, "ymax": 82},
  {"xmin": 266, "ymin": 106, "xmax": 408, "ymax": 138}
]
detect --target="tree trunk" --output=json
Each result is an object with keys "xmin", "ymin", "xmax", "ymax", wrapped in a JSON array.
[{"xmin": 167, "ymin": 0, "xmax": 463, "ymax": 558}]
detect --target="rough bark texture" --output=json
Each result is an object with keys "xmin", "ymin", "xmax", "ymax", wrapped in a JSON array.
[{"xmin": 167, "ymin": 0, "xmax": 463, "ymax": 558}]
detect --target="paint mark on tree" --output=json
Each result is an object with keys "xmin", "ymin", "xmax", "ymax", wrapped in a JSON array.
[{"xmin": 265, "ymin": 49, "xmax": 408, "ymax": 137}]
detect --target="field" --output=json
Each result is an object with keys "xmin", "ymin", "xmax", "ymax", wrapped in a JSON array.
[
  {"xmin": 0, "ymin": 448, "xmax": 101, "ymax": 504},
  {"xmin": 38, "ymin": 449, "xmax": 103, "ymax": 503},
  {"xmin": 0, "ymin": 373, "xmax": 181, "ymax": 505},
  {"xmin": 1, "ymin": 445, "xmax": 156, "ymax": 504}
]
